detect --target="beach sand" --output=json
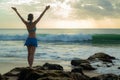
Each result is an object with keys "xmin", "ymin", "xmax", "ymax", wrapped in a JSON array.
[{"xmin": 0, "ymin": 61, "xmax": 27, "ymax": 74}]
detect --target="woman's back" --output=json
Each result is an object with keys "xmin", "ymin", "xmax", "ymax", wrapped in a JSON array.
[{"xmin": 26, "ymin": 22, "xmax": 36, "ymax": 38}]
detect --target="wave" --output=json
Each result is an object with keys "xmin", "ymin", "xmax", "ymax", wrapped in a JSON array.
[
  {"xmin": 0, "ymin": 34, "xmax": 27, "ymax": 40},
  {"xmin": 92, "ymin": 34, "xmax": 120, "ymax": 44},
  {"xmin": 0, "ymin": 34, "xmax": 120, "ymax": 43},
  {"xmin": 0, "ymin": 34, "xmax": 92, "ymax": 42},
  {"xmin": 38, "ymin": 34, "xmax": 92, "ymax": 42}
]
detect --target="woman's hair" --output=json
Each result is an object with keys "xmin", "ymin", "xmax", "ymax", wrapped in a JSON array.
[{"xmin": 27, "ymin": 13, "xmax": 33, "ymax": 22}]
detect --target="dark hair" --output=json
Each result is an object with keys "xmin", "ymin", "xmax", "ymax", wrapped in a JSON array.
[{"xmin": 27, "ymin": 13, "xmax": 33, "ymax": 22}]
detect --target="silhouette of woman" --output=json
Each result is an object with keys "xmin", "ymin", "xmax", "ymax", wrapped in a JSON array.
[{"xmin": 12, "ymin": 5, "xmax": 50, "ymax": 68}]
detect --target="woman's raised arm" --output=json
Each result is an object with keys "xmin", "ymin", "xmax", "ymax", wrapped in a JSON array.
[
  {"xmin": 11, "ymin": 7, "xmax": 27, "ymax": 24},
  {"xmin": 34, "ymin": 5, "xmax": 50, "ymax": 24}
]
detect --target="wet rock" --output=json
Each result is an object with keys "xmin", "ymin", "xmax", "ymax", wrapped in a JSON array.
[
  {"xmin": 17, "ymin": 68, "xmax": 50, "ymax": 80},
  {"xmin": 90, "ymin": 74, "xmax": 118, "ymax": 80},
  {"xmin": 71, "ymin": 67, "xmax": 84, "ymax": 75},
  {"xmin": 71, "ymin": 73, "xmax": 89, "ymax": 80},
  {"xmin": 24, "ymin": 71, "xmax": 47, "ymax": 80},
  {"xmin": 18, "ymin": 68, "xmax": 34, "ymax": 80},
  {"xmin": 0, "ymin": 74, "xmax": 3, "ymax": 80},
  {"xmin": 12, "ymin": 63, "xmax": 90, "ymax": 80},
  {"xmin": 119, "ymin": 75, "xmax": 120, "ymax": 80},
  {"xmin": 3, "ymin": 67, "xmax": 27, "ymax": 77},
  {"xmin": 43, "ymin": 63, "xmax": 63, "ymax": 70},
  {"xmin": 2, "ymin": 67, "xmax": 27, "ymax": 80},
  {"xmin": 0, "ymin": 74, "xmax": 2, "ymax": 80},
  {"xmin": 0, "ymin": 74, "xmax": 7, "ymax": 80},
  {"xmin": 88, "ymin": 52, "xmax": 115, "ymax": 63},
  {"xmin": 17, "ymin": 64, "xmax": 70, "ymax": 80},
  {"xmin": 33, "ymin": 65, "xmax": 44, "ymax": 70},
  {"xmin": 17, "ymin": 68, "xmax": 73, "ymax": 80},
  {"xmin": 118, "ymin": 67, "xmax": 120, "ymax": 69},
  {"xmin": 90, "ymin": 77, "xmax": 99, "ymax": 80},
  {"xmin": 96, "ymin": 64, "xmax": 101, "ymax": 67},
  {"xmin": 80, "ymin": 63, "xmax": 96, "ymax": 70},
  {"xmin": 71, "ymin": 59, "xmax": 90, "ymax": 66},
  {"xmin": 2, "ymin": 60, "xmax": 120, "ymax": 80},
  {"xmin": 37, "ymin": 77, "xmax": 71, "ymax": 80},
  {"xmin": 106, "ymin": 64, "xmax": 112, "ymax": 67},
  {"xmin": 71, "ymin": 59, "xmax": 95, "ymax": 70},
  {"xmin": 10, "ymin": 67, "xmax": 26, "ymax": 72}
]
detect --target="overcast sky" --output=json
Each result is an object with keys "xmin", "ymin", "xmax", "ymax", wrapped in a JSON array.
[{"xmin": 0, "ymin": 0, "xmax": 120, "ymax": 28}]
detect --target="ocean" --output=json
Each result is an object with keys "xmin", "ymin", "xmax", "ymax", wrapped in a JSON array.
[{"xmin": 0, "ymin": 29, "xmax": 120, "ymax": 74}]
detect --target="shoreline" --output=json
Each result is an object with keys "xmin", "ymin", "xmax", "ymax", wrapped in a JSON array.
[
  {"xmin": 1, "ymin": 52, "xmax": 120, "ymax": 80},
  {"xmin": 0, "ymin": 60, "xmax": 71, "ymax": 74},
  {"xmin": 0, "ymin": 60, "xmax": 101, "ymax": 78}
]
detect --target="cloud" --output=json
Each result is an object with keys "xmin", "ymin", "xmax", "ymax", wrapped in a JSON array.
[
  {"xmin": 1, "ymin": 0, "xmax": 120, "ymax": 20},
  {"xmin": 98, "ymin": 0, "xmax": 113, "ymax": 11},
  {"xmin": 69, "ymin": 0, "xmax": 120, "ymax": 19},
  {"xmin": 6, "ymin": 0, "xmax": 40, "ymax": 5}
]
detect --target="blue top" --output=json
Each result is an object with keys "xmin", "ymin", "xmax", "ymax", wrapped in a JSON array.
[{"xmin": 28, "ymin": 27, "xmax": 36, "ymax": 32}]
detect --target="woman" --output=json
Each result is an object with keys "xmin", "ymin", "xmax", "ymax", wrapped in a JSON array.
[{"xmin": 12, "ymin": 5, "xmax": 50, "ymax": 68}]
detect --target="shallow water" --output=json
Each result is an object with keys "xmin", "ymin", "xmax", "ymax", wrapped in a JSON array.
[{"xmin": 0, "ymin": 29, "xmax": 120, "ymax": 74}]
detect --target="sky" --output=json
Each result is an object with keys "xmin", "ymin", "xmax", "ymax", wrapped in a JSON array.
[{"xmin": 0, "ymin": 0, "xmax": 120, "ymax": 29}]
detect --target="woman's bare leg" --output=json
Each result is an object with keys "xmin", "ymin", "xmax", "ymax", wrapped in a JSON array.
[{"xmin": 27, "ymin": 46, "xmax": 36, "ymax": 68}]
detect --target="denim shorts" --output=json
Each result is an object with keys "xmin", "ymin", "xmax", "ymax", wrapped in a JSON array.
[{"xmin": 24, "ymin": 38, "xmax": 38, "ymax": 47}]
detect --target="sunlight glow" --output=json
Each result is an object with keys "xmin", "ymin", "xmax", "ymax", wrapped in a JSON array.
[
  {"xmin": 54, "ymin": 20, "xmax": 95, "ymax": 29},
  {"xmin": 0, "ymin": 0, "xmax": 120, "ymax": 28},
  {"xmin": 50, "ymin": 1, "xmax": 71, "ymax": 18},
  {"xmin": 7, "ymin": 0, "xmax": 40, "ymax": 5}
]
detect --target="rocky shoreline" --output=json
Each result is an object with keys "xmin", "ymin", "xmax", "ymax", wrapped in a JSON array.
[{"xmin": 0, "ymin": 52, "xmax": 120, "ymax": 80}]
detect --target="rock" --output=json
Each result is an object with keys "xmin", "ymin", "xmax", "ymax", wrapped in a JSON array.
[
  {"xmin": 80, "ymin": 63, "xmax": 96, "ymax": 70},
  {"xmin": 33, "ymin": 65, "xmax": 44, "ymax": 70},
  {"xmin": 71, "ymin": 59, "xmax": 90, "ymax": 66},
  {"xmin": 24, "ymin": 71, "xmax": 46, "ymax": 80},
  {"xmin": 71, "ymin": 59, "xmax": 95, "ymax": 70},
  {"xmin": 106, "ymin": 64, "xmax": 112, "ymax": 67},
  {"xmin": 43, "ymin": 63, "xmax": 63, "ymax": 70},
  {"xmin": 10, "ymin": 67, "xmax": 26, "ymax": 72},
  {"xmin": 4, "ymin": 61, "xmax": 120, "ymax": 80},
  {"xmin": 71, "ymin": 73, "xmax": 89, "ymax": 80},
  {"xmin": 37, "ymin": 77, "xmax": 71, "ymax": 80},
  {"xmin": 71, "ymin": 67, "xmax": 84, "ymax": 75},
  {"xmin": 17, "ymin": 64, "xmax": 71, "ymax": 80},
  {"xmin": 15, "ymin": 64, "xmax": 90, "ymax": 80},
  {"xmin": 90, "ymin": 77, "xmax": 99, "ymax": 80},
  {"xmin": 118, "ymin": 67, "xmax": 120, "ymax": 69},
  {"xmin": 2, "ymin": 63, "xmax": 99, "ymax": 80},
  {"xmin": 18, "ymin": 68, "xmax": 34, "ymax": 80},
  {"xmin": 96, "ymin": 64, "xmax": 101, "ymax": 67},
  {"xmin": 0, "ymin": 74, "xmax": 7, "ymax": 80},
  {"xmin": 0, "ymin": 74, "xmax": 3, "ymax": 80},
  {"xmin": 0, "ymin": 74, "xmax": 2, "ymax": 80},
  {"xmin": 18, "ymin": 68, "xmax": 49, "ymax": 80},
  {"xmin": 3, "ymin": 67, "xmax": 27, "ymax": 80},
  {"xmin": 3, "ymin": 67, "xmax": 27, "ymax": 77},
  {"xmin": 119, "ymin": 75, "xmax": 120, "ymax": 80},
  {"xmin": 88, "ymin": 52, "xmax": 115, "ymax": 63},
  {"xmin": 90, "ymin": 74, "xmax": 118, "ymax": 80}
]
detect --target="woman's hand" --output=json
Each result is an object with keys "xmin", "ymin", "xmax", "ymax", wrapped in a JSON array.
[
  {"xmin": 11, "ymin": 7, "xmax": 17, "ymax": 11},
  {"xmin": 45, "ymin": 5, "xmax": 50, "ymax": 10}
]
